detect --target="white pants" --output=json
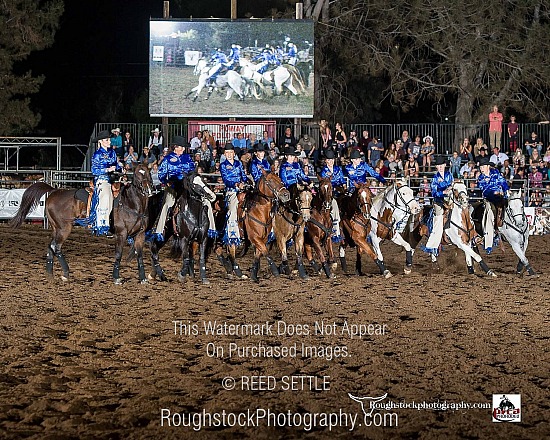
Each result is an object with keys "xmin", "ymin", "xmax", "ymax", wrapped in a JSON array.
[
  {"xmin": 425, "ymin": 203, "xmax": 444, "ymax": 250},
  {"xmin": 482, "ymin": 201, "xmax": 495, "ymax": 251},
  {"xmin": 156, "ymin": 188, "xmax": 176, "ymax": 236},
  {"xmin": 95, "ymin": 179, "xmax": 113, "ymax": 232},
  {"xmin": 225, "ymin": 191, "xmax": 241, "ymax": 243},
  {"xmin": 192, "ymin": 175, "xmax": 216, "ymax": 234},
  {"xmin": 331, "ymin": 198, "xmax": 342, "ymax": 240}
]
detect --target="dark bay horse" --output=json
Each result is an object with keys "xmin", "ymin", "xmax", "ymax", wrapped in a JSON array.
[
  {"xmin": 273, "ymin": 184, "xmax": 312, "ymax": 279},
  {"xmin": 111, "ymin": 164, "xmax": 154, "ymax": 284},
  {"xmin": 339, "ymin": 182, "xmax": 391, "ymax": 278},
  {"xmin": 304, "ymin": 176, "xmax": 336, "ymax": 278},
  {"xmin": 172, "ymin": 172, "xmax": 215, "ymax": 284}
]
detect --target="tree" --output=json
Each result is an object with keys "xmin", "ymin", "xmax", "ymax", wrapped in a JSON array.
[
  {"xmin": 320, "ymin": 0, "xmax": 550, "ymax": 139},
  {"xmin": 0, "ymin": 0, "xmax": 63, "ymax": 134}
]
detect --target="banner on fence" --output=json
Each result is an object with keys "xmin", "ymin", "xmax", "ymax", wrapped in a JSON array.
[
  {"xmin": 0, "ymin": 189, "xmax": 45, "ymax": 219},
  {"xmin": 525, "ymin": 207, "xmax": 550, "ymax": 235}
]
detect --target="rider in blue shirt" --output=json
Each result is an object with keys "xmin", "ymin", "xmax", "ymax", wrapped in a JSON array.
[
  {"xmin": 228, "ymin": 44, "xmax": 241, "ymax": 68},
  {"xmin": 345, "ymin": 149, "xmax": 386, "ymax": 192},
  {"xmin": 279, "ymin": 148, "xmax": 311, "ymax": 188},
  {"xmin": 90, "ymin": 130, "xmax": 122, "ymax": 236},
  {"xmin": 207, "ymin": 48, "xmax": 231, "ymax": 84},
  {"xmin": 320, "ymin": 149, "xmax": 345, "ymax": 242},
  {"xmin": 424, "ymin": 156, "xmax": 454, "ymax": 255},
  {"xmin": 250, "ymin": 143, "xmax": 271, "ymax": 184},
  {"xmin": 286, "ymin": 43, "xmax": 297, "ymax": 65}
]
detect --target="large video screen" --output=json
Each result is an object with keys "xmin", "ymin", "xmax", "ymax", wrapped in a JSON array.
[{"xmin": 149, "ymin": 19, "xmax": 314, "ymax": 118}]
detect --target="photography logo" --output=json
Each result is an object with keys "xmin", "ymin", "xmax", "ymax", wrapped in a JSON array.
[{"xmin": 492, "ymin": 394, "xmax": 521, "ymax": 422}]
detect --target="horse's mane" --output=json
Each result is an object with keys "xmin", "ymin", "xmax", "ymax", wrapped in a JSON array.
[{"xmin": 372, "ymin": 183, "xmax": 392, "ymax": 206}]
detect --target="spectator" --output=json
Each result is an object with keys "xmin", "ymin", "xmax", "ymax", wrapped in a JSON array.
[
  {"xmin": 418, "ymin": 176, "xmax": 430, "ymax": 198},
  {"xmin": 124, "ymin": 145, "xmax": 138, "ymax": 170},
  {"xmin": 202, "ymin": 129, "xmax": 216, "ymax": 149},
  {"xmin": 473, "ymin": 137, "xmax": 487, "ymax": 158},
  {"xmin": 348, "ymin": 129, "xmax": 359, "ymax": 147},
  {"xmin": 475, "ymin": 146, "xmax": 489, "ymax": 167},
  {"xmin": 395, "ymin": 139, "xmax": 408, "ymax": 162},
  {"xmin": 488, "ymin": 105, "xmax": 503, "ymax": 149},
  {"xmin": 267, "ymin": 147, "xmax": 279, "ymax": 165},
  {"xmin": 408, "ymin": 135, "xmax": 422, "ymax": 163},
  {"xmin": 319, "ymin": 119, "xmax": 332, "ymax": 153},
  {"xmin": 529, "ymin": 190, "xmax": 543, "ymax": 207},
  {"xmin": 278, "ymin": 126, "xmax": 297, "ymax": 150},
  {"xmin": 507, "ymin": 116, "xmax": 519, "ymax": 153},
  {"xmin": 529, "ymin": 149, "xmax": 542, "ymax": 172},
  {"xmin": 122, "ymin": 131, "xmax": 134, "ymax": 155},
  {"xmin": 524, "ymin": 131, "xmax": 543, "ymax": 156},
  {"xmin": 297, "ymin": 133, "xmax": 317, "ymax": 164},
  {"xmin": 246, "ymin": 133, "xmax": 259, "ymax": 150},
  {"xmin": 529, "ymin": 166, "xmax": 543, "ymax": 188},
  {"xmin": 260, "ymin": 130, "xmax": 274, "ymax": 146},
  {"xmin": 110, "ymin": 128, "xmax": 123, "ymax": 157},
  {"xmin": 368, "ymin": 136, "xmax": 384, "ymax": 168},
  {"xmin": 543, "ymin": 145, "xmax": 550, "ymax": 163},
  {"xmin": 404, "ymin": 155, "xmax": 419, "ymax": 177},
  {"xmin": 157, "ymin": 146, "xmax": 169, "ymax": 165},
  {"xmin": 449, "ymin": 151, "xmax": 462, "ymax": 178},
  {"xmin": 199, "ymin": 141, "xmax": 212, "ymax": 171},
  {"xmin": 148, "ymin": 128, "xmax": 163, "ymax": 156},
  {"xmin": 138, "ymin": 146, "xmax": 156, "ymax": 167},
  {"xmin": 150, "ymin": 162, "xmax": 161, "ymax": 189},
  {"xmin": 359, "ymin": 130, "xmax": 372, "ymax": 157},
  {"xmin": 399, "ymin": 130, "xmax": 412, "ymax": 153},
  {"xmin": 512, "ymin": 149, "xmax": 526, "ymax": 169},
  {"xmin": 232, "ymin": 132, "xmax": 246, "ymax": 151},
  {"xmin": 387, "ymin": 152, "xmax": 402, "ymax": 176},
  {"xmin": 334, "ymin": 122, "xmax": 347, "ymax": 157},
  {"xmin": 501, "ymin": 160, "xmax": 513, "ymax": 180},
  {"xmin": 189, "ymin": 131, "xmax": 202, "ymax": 153},
  {"xmin": 459, "ymin": 160, "xmax": 476, "ymax": 178},
  {"xmin": 511, "ymin": 167, "xmax": 526, "ymax": 190},
  {"xmin": 269, "ymin": 141, "xmax": 280, "ymax": 155},
  {"xmin": 421, "ymin": 135, "xmax": 435, "ymax": 171},
  {"xmin": 459, "ymin": 137, "xmax": 474, "ymax": 163},
  {"xmin": 489, "ymin": 146, "xmax": 509, "ymax": 168}
]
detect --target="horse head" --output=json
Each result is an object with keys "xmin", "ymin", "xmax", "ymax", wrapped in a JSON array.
[
  {"xmin": 295, "ymin": 185, "xmax": 313, "ymax": 222},
  {"xmin": 448, "ymin": 180, "xmax": 469, "ymax": 209},
  {"xmin": 315, "ymin": 175, "xmax": 333, "ymax": 210},
  {"xmin": 259, "ymin": 171, "xmax": 290, "ymax": 203},
  {"xmin": 132, "ymin": 164, "xmax": 153, "ymax": 197},
  {"xmin": 506, "ymin": 190, "xmax": 527, "ymax": 228},
  {"xmin": 394, "ymin": 177, "xmax": 421, "ymax": 215},
  {"xmin": 354, "ymin": 182, "xmax": 373, "ymax": 218}
]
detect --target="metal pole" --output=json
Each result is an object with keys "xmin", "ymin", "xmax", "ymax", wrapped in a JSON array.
[
  {"xmin": 162, "ymin": 1, "xmax": 170, "ymax": 141},
  {"xmin": 229, "ymin": 1, "xmax": 237, "ymax": 122},
  {"xmin": 294, "ymin": 3, "xmax": 304, "ymax": 137}
]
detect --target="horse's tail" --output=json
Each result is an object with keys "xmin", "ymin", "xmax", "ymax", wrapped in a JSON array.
[{"xmin": 9, "ymin": 182, "xmax": 55, "ymax": 228}]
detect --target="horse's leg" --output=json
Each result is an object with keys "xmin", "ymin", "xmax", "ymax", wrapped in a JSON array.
[
  {"xmin": 178, "ymin": 237, "xmax": 190, "ymax": 282},
  {"xmin": 113, "ymin": 233, "xmax": 127, "ymax": 285},
  {"xmin": 392, "ymin": 233, "xmax": 414, "ymax": 274},
  {"xmin": 355, "ymin": 248, "xmax": 363, "ymax": 276},
  {"xmin": 189, "ymin": 241, "xmax": 198, "ymax": 278},
  {"xmin": 310, "ymin": 236, "xmax": 327, "ymax": 276},
  {"xmin": 215, "ymin": 244, "xmax": 233, "ymax": 274},
  {"xmin": 338, "ymin": 244, "xmax": 347, "ymax": 273},
  {"xmin": 276, "ymin": 229, "xmax": 290, "ymax": 276},
  {"xmin": 294, "ymin": 229, "xmax": 309, "ymax": 280},
  {"xmin": 199, "ymin": 235, "xmax": 210, "ymax": 285},
  {"xmin": 353, "ymin": 231, "xmax": 391, "ymax": 278},
  {"xmin": 506, "ymin": 231, "xmax": 535, "ymax": 276},
  {"xmin": 369, "ymin": 231, "xmax": 385, "ymax": 271},
  {"xmin": 452, "ymin": 234, "xmax": 496, "ymax": 277},
  {"xmin": 134, "ymin": 233, "xmax": 147, "ymax": 284},
  {"xmin": 51, "ymin": 224, "xmax": 72, "ymax": 281},
  {"xmin": 149, "ymin": 239, "xmax": 168, "ymax": 282},
  {"xmin": 228, "ymin": 244, "xmax": 246, "ymax": 279},
  {"xmin": 46, "ymin": 241, "xmax": 54, "ymax": 276}
]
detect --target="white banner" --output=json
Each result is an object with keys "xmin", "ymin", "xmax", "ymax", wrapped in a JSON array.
[
  {"xmin": 525, "ymin": 207, "xmax": 550, "ymax": 235},
  {"xmin": 0, "ymin": 189, "xmax": 45, "ymax": 219},
  {"xmin": 184, "ymin": 50, "xmax": 201, "ymax": 66}
]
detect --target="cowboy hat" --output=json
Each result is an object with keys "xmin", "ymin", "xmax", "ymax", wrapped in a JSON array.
[
  {"xmin": 224, "ymin": 142, "xmax": 235, "ymax": 151},
  {"xmin": 171, "ymin": 135, "xmax": 186, "ymax": 146},
  {"xmin": 254, "ymin": 143, "xmax": 267, "ymax": 152},
  {"xmin": 434, "ymin": 156, "xmax": 447, "ymax": 166},
  {"xmin": 92, "ymin": 130, "xmax": 110, "ymax": 142},
  {"xmin": 349, "ymin": 149, "xmax": 362, "ymax": 159},
  {"xmin": 324, "ymin": 149, "xmax": 336, "ymax": 159},
  {"xmin": 423, "ymin": 135, "xmax": 433, "ymax": 143},
  {"xmin": 111, "ymin": 127, "xmax": 121, "ymax": 134},
  {"xmin": 151, "ymin": 128, "xmax": 161, "ymax": 133}
]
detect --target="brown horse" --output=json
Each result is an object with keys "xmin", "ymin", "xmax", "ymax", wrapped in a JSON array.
[
  {"xmin": 273, "ymin": 184, "xmax": 312, "ymax": 279},
  {"xmin": 339, "ymin": 182, "xmax": 392, "ymax": 278},
  {"xmin": 216, "ymin": 170, "xmax": 290, "ymax": 281},
  {"xmin": 304, "ymin": 176, "xmax": 336, "ymax": 278},
  {"xmin": 112, "ymin": 164, "xmax": 154, "ymax": 284}
]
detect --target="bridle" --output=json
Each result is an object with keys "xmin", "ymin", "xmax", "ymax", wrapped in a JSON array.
[{"xmin": 503, "ymin": 195, "xmax": 528, "ymax": 236}]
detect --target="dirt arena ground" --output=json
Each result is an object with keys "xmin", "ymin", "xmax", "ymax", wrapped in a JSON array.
[{"xmin": 0, "ymin": 223, "xmax": 548, "ymax": 439}]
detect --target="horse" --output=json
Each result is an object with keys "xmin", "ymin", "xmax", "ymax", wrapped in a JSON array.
[
  {"xmin": 239, "ymin": 58, "xmax": 302, "ymax": 98},
  {"xmin": 424, "ymin": 181, "xmax": 497, "ymax": 276},
  {"xmin": 110, "ymin": 165, "xmax": 155, "ymax": 284},
  {"xmin": 339, "ymin": 182, "xmax": 391, "ymax": 278},
  {"xmin": 368, "ymin": 178, "xmax": 422, "ymax": 275},
  {"xmin": 186, "ymin": 64, "xmax": 245, "ymax": 102},
  {"xmin": 272, "ymin": 184, "xmax": 312, "ymax": 280},
  {"xmin": 471, "ymin": 189, "xmax": 535, "ymax": 276},
  {"xmin": 304, "ymin": 176, "xmax": 336, "ymax": 278},
  {"xmin": 216, "ymin": 171, "xmax": 290, "ymax": 282},
  {"xmin": 171, "ymin": 172, "xmax": 215, "ymax": 284}
]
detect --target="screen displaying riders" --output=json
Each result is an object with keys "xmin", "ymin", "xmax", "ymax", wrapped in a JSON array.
[
  {"xmin": 155, "ymin": 136, "xmax": 216, "ymax": 240},
  {"xmin": 424, "ymin": 156, "xmax": 454, "ymax": 256},
  {"xmin": 320, "ymin": 149, "xmax": 345, "ymax": 243},
  {"xmin": 90, "ymin": 130, "xmax": 123, "ymax": 236},
  {"xmin": 477, "ymin": 157, "xmax": 510, "ymax": 252}
]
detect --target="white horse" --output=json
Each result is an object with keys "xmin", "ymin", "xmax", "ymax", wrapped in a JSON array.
[
  {"xmin": 437, "ymin": 181, "xmax": 497, "ymax": 277},
  {"xmin": 368, "ymin": 178, "xmax": 422, "ymax": 275},
  {"xmin": 186, "ymin": 65, "xmax": 245, "ymax": 102},
  {"xmin": 239, "ymin": 58, "xmax": 302, "ymax": 98},
  {"xmin": 472, "ymin": 190, "xmax": 535, "ymax": 276}
]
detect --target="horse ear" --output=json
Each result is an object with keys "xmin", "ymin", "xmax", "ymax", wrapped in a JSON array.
[{"xmin": 354, "ymin": 181, "xmax": 360, "ymax": 188}]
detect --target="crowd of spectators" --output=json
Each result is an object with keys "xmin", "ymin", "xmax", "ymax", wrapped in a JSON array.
[{"xmin": 106, "ymin": 121, "xmax": 550, "ymax": 208}]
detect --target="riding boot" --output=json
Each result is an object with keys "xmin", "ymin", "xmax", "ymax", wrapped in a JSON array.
[
  {"xmin": 339, "ymin": 256, "xmax": 348, "ymax": 273},
  {"xmin": 467, "ymin": 265, "xmax": 475, "ymax": 275},
  {"xmin": 322, "ymin": 262, "xmax": 332, "ymax": 278}
]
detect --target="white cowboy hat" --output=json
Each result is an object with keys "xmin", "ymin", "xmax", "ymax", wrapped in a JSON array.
[
  {"xmin": 423, "ymin": 135, "xmax": 433, "ymax": 143},
  {"xmin": 111, "ymin": 127, "xmax": 121, "ymax": 133},
  {"xmin": 152, "ymin": 128, "xmax": 160, "ymax": 133}
]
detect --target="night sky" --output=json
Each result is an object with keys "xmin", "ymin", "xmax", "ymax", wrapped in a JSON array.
[{"xmin": 24, "ymin": 0, "xmax": 284, "ymax": 144}]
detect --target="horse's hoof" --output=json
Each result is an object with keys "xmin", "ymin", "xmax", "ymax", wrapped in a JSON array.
[
  {"xmin": 60, "ymin": 275, "xmax": 69, "ymax": 282},
  {"xmin": 201, "ymin": 278, "xmax": 210, "ymax": 285},
  {"xmin": 403, "ymin": 267, "xmax": 412, "ymax": 275},
  {"xmin": 383, "ymin": 270, "xmax": 393, "ymax": 279},
  {"xmin": 147, "ymin": 273, "xmax": 155, "ymax": 281},
  {"xmin": 331, "ymin": 262, "xmax": 337, "ymax": 271},
  {"xmin": 140, "ymin": 279, "xmax": 148, "ymax": 285},
  {"xmin": 177, "ymin": 273, "xmax": 187, "ymax": 282},
  {"xmin": 240, "ymin": 274, "xmax": 249, "ymax": 280},
  {"xmin": 114, "ymin": 278, "xmax": 123, "ymax": 285},
  {"xmin": 487, "ymin": 270, "xmax": 497, "ymax": 278}
]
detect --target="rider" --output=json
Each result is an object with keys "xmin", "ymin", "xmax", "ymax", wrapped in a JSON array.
[
  {"xmin": 250, "ymin": 143, "xmax": 271, "ymax": 184},
  {"xmin": 254, "ymin": 47, "xmax": 280, "ymax": 74},
  {"xmin": 279, "ymin": 147, "xmax": 311, "ymax": 191},
  {"xmin": 154, "ymin": 136, "xmax": 195, "ymax": 241},
  {"xmin": 228, "ymin": 44, "xmax": 241, "ymax": 68},
  {"xmin": 345, "ymin": 148, "xmax": 386, "ymax": 193},
  {"xmin": 424, "ymin": 155, "xmax": 454, "ymax": 256},
  {"xmin": 477, "ymin": 156, "xmax": 510, "ymax": 252},
  {"xmin": 207, "ymin": 48, "xmax": 231, "ymax": 85},
  {"xmin": 90, "ymin": 130, "xmax": 122, "ymax": 236},
  {"xmin": 286, "ymin": 42, "xmax": 297, "ymax": 66},
  {"xmin": 220, "ymin": 142, "xmax": 249, "ymax": 246},
  {"xmin": 320, "ymin": 149, "xmax": 346, "ymax": 242}
]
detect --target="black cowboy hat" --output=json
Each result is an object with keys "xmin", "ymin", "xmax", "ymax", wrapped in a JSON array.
[
  {"xmin": 224, "ymin": 142, "xmax": 235, "ymax": 151},
  {"xmin": 287, "ymin": 148, "xmax": 301, "ymax": 156},
  {"xmin": 434, "ymin": 156, "xmax": 447, "ymax": 166},
  {"xmin": 171, "ymin": 135, "xmax": 186, "ymax": 146},
  {"xmin": 324, "ymin": 149, "xmax": 336, "ymax": 159},
  {"xmin": 92, "ymin": 130, "xmax": 110, "ymax": 142},
  {"xmin": 478, "ymin": 157, "xmax": 492, "ymax": 166},
  {"xmin": 349, "ymin": 149, "xmax": 362, "ymax": 159},
  {"xmin": 254, "ymin": 143, "xmax": 267, "ymax": 152}
]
